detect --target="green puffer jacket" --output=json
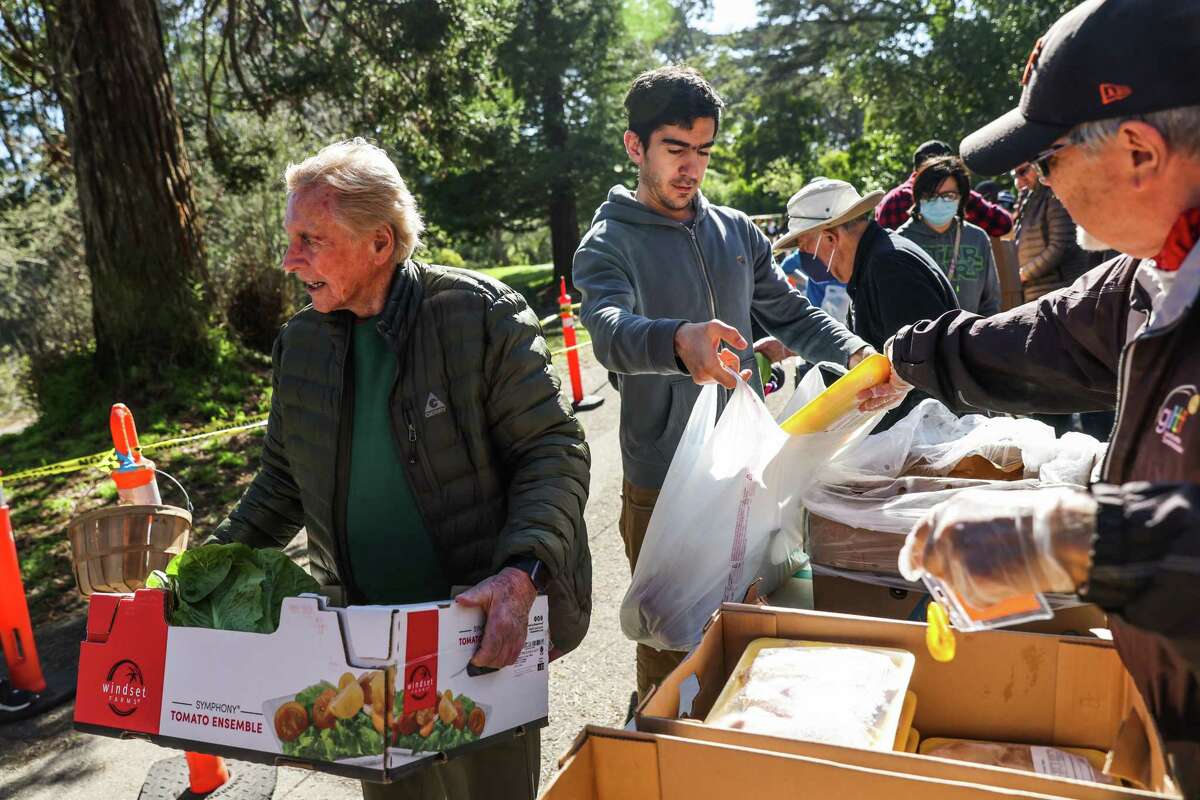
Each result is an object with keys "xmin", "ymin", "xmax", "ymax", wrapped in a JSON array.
[{"xmin": 214, "ymin": 260, "xmax": 593, "ymax": 654}]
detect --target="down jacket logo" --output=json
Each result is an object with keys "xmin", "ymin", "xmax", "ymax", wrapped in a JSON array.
[
  {"xmin": 424, "ymin": 392, "xmax": 447, "ymax": 418},
  {"xmin": 1155, "ymin": 384, "xmax": 1200, "ymax": 455}
]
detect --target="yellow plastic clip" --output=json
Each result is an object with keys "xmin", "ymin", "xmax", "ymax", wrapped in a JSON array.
[{"xmin": 926, "ymin": 601, "xmax": 956, "ymax": 663}]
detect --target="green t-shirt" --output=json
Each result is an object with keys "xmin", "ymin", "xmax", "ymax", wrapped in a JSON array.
[{"xmin": 345, "ymin": 318, "xmax": 449, "ymax": 604}]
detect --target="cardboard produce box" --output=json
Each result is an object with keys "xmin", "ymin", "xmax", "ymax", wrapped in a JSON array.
[
  {"xmin": 74, "ymin": 588, "xmax": 549, "ymax": 782},
  {"xmin": 540, "ymin": 726, "xmax": 1079, "ymax": 799},
  {"xmin": 808, "ymin": 572, "xmax": 1108, "ymax": 635},
  {"xmin": 638, "ymin": 604, "xmax": 1178, "ymax": 799}
]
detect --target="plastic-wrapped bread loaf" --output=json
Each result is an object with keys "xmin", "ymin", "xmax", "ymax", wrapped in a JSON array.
[
  {"xmin": 706, "ymin": 640, "xmax": 914, "ymax": 751},
  {"xmin": 920, "ymin": 739, "xmax": 1116, "ymax": 785}
]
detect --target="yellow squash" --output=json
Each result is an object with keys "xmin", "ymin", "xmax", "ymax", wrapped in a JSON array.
[{"xmin": 780, "ymin": 353, "xmax": 891, "ymax": 435}]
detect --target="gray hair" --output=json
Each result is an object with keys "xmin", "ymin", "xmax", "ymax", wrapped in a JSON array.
[
  {"xmin": 1068, "ymin": 104, "xmax": 1200, "ymax": 160},
  {"xmin": 831, "ymin": 212, "xmax": 871, "ymax": 235},
  {"xmin": 285, "ymin": 138, "xmax": 424, "ymax": 262}
]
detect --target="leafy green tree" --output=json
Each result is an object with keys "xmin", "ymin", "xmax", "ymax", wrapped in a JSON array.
[
  {"xmin": 713, "ymin": 0, "xmax": 1077, "ymax": 211},
  {"xmin": 421, "ymin": 0, "xmax": 658, "ymax": 294},
  {"xmin": 499, "ymin": 0, "xmax": 636, "ymax": 292}
]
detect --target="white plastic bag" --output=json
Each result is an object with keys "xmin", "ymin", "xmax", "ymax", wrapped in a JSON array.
[{"xmin": 620, "ymin": 370, "xmax": 880, "ymax": 651}]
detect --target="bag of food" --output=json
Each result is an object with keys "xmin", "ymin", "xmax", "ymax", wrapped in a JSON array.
[{"xmin": 620, "ymin": 369, "xmax": 880, "ymax": 651}]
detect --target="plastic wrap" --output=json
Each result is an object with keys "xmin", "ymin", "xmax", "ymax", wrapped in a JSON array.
[
  {"xmin": 819, "ymin": 400, "xmax": 1106, "ymax": 485},
  {"xmin": 800, "ymin": 401, "xmax": 1106, "ymax": 581},
  {"xmin": 705, "ymin": 638, "xmax": 915, "ymax": 751}
]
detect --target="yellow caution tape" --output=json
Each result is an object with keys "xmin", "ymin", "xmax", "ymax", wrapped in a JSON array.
[
  {"xmin": 3, "ymin": 415, "xmax": 269, "ymax": 486},
  {"xmin": 2, "ymin": 451, "xmax": 118, "ymax": 484},
  {"xmin": 139, "ymin": 417, "xmax": 268, "ymax": 454},
  {"xmin": 538, "ymin": 302, "xmax": 582, "ymax": 328},
  {"xmin": 550, "ymin": 339, "xmax": 593, "ymax": 358}
]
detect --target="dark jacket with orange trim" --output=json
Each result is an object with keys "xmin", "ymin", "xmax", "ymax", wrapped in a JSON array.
[{"xmin": 890, "ymin": 247, "xmax": 1200, "ymax": 792}]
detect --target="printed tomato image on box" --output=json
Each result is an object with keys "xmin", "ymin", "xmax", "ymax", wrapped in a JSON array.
[{"xmin": 73, "ymin": 589, "xmax": 550, "ymax": 783}]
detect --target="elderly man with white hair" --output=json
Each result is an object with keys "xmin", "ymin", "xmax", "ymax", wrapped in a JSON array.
[
  {"xmin": 214, "ymin": 138, "xmax": 592, "ymax": 799},
  {"xmin": 877, "ymin": 1, "xmax": 1200, "ymax": 791}
]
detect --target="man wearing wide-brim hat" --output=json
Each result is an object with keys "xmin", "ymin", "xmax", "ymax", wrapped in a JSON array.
[{"xmin": 768, "ymin": 177, "xmax": 959, "ymax": 426}]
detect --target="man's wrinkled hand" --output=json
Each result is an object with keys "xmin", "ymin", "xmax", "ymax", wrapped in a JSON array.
[
  {"xmin": 455, "ymin": 567, "xmax": 537, "ymax": 669},
  {"xmin": 898, "ymin": 487, "xmax": 1096, "ymax": 608},
  {"xmin": 753, "ymin": 336, "xmax": 796, "ymax": 365},
  {"xmin": 675, "ymin": 320, "xmax": 752, "ymax": 390}
]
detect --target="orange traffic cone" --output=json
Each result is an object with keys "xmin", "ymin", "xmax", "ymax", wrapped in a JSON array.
[
  {"xmin": 557, "ymin": 279, "xmax": 603, "ymax": 412},
  {"xmin": 185, "ymin": 751, "xmax": 229, "ymax": 794},
  {"xmin": 0, "ymin": 475, "xmax": 47, "ymax": 694}
]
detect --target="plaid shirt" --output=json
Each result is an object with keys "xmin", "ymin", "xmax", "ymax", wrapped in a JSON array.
[{"xmin": 875, "ymin": 175, "xmax": 1015, "ymax": 237}]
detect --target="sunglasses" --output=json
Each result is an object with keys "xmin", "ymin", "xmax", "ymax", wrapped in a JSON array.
[{"xmin": 1031, "ymin": 142, "xmax": 1071, "ymax": 180}]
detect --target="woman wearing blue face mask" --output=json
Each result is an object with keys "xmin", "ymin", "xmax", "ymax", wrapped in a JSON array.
[{"xmin": 897, "ymin": 155, "xmax": 1002, "ymax": 315}]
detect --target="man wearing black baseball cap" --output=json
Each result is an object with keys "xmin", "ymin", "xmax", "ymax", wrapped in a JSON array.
[{"xmin": 864, "ymin": 0, "xmax": 1200, "ymax": 788}]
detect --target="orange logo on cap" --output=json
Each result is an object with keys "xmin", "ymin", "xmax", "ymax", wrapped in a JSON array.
[
  {"xmin": 1021, "ymin": 37, "xmax": 1045, "ymax": 86},
  {"xmin": 1099, "ymin": 83, "xmax": 1133, "ymax": 105}
]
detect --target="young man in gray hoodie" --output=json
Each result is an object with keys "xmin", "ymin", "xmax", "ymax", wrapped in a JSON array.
[{"xmin": 573, "ymin": 66, "xmax": 882, "ymax": 699}]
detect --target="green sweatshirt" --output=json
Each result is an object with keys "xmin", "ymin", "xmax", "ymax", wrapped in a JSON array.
[{"xmin": 896, "ymin": 217, "xmax": 1001, "ymax": 316}]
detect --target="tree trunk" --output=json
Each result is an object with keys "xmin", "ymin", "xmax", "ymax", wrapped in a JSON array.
[
  {"xmin": 531, "ymin": 0, "xmax": 581, "ymax": 298},
  {"xmin": 46, "ymin": 0, "xmax": 211, "ymax": 390},
  {"xmin": 549, "ymin": 182, "xmax": 580, "ymax": 296},
  {"xmin": 541, "ymin": 84, "xmax": 581, "ymax": 295}
]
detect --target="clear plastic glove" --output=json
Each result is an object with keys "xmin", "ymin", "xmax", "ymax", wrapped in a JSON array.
[
  {"xmin": 898, "ymin": 487, "xmax": 1096, "ymax": 608},
  {"xmin": 856, "ymin": 340, "xmax": 911, "ymax": 413}
]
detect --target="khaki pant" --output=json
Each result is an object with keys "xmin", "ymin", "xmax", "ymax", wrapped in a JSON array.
[
  {"xmin": 361, "ymin": 728, "xmax": 540, "ymax": 800},
  {"xmin": 620, "ymin": 480, "xmax": 687, "ymax": 700}
]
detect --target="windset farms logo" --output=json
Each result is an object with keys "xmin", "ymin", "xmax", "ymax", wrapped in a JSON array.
[
  {"xmin": 1155, "ymin": 384, "xmax": 1200, "ymax": 454},
  {"xmin": 101, "ymin": 659, "xmax": 148, "ymax": 717},
  {"xmin": 407, "ymin": 663, "xmax": 434, "ymax": 701}
]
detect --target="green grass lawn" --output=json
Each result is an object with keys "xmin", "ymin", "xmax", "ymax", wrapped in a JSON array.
[{"xmin": 478, "ymin": 263, "xmax": 555, "ymax": 308}]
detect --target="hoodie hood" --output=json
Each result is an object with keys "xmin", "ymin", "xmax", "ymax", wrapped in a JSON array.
[{"xmin": 591, "ymin": 184, "xmax": 711, "ymax": 229}]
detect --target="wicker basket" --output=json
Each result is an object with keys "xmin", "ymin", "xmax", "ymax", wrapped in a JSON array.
[{"xmin": 66, "ymin": 504, "xmax": 191, "ymax": 595}]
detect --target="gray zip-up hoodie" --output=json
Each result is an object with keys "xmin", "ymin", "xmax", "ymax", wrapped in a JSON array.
[{"xmin": 573, "ymin": 185, "xmax": 866, "ymax": 489}]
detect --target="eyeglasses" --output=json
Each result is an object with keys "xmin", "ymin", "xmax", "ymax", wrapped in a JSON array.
[
  {"xmin": 1031, "ymin": 142, "xmax": 1071, "ymax": 180},
  {"xmin": 1013, "ymin": 164, "xmax": 1034, "ymax": 178},
  {"xmin": 924, "ymin": 191, "xmax": 961, "ymax": 203}
]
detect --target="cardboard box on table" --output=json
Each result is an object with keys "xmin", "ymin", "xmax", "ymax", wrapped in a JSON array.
[
  {"xmin": 805, "ymin": 511, "xmax": 1107, "ymax": 634},
  {"xmin": 540, "ymin": 726, "xmax": 1086, "ymax": 800},
  {"xmin": 74, "ymin": 588, "xmax": 549, "ymax": 782},
  {"xmin": 637, "ymin": 604, "xmax": 1179, "ymax": 799},
  {"xmin": 807, "ymin": 572, "xmax": 1108, "ymax": 635}
]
